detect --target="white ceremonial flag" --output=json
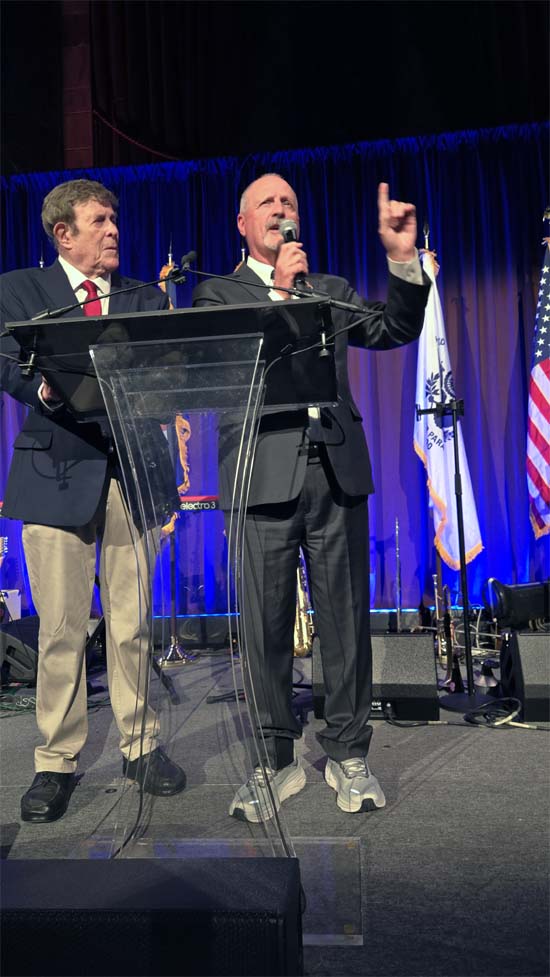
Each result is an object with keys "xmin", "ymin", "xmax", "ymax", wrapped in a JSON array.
[{"xmin": 413, "ymin": 252, "xmax": 483, "ymax": 569}]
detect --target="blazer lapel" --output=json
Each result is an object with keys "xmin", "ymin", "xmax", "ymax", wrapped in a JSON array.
[
  {"xmin": 45, "ymin": 264, "xmax": 129, "ymax": 317},
  {"xmin": 42, "ymin": 260, "xmax": 85, "ymax": 317},
  {"xmin": 232, "ymin": 263, "xmax": 272, "ymax": 303},
  {"xmin": 108, "ymin": 273, "xmax": 129, "ymax": 314}
]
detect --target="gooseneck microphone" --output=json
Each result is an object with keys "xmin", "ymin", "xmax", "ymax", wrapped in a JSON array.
[
  {"xmin": 278, "ymin": 219, "xmax": 308, "ymax": 288},
  {"xmin": 30, "ymin": 260, "xmax": 193, "ymax": 322},
  {"xmin": 179, "ymin": 249, "xmax": 197, "ymax": 270},
  {"xmin": 180, "ymin": 252, "xmax": 314, "ymax": 300}
]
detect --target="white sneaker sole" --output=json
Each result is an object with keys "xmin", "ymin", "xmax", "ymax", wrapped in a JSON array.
[
  {"xmin": 229, "ymin": 763, "xmax": 307, "ymax": 823},
  {"xmin": 325, "ymin": 764, "xmax": 386, "ymax": 813}
]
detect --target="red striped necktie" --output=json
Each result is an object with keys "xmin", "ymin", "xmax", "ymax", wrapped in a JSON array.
[{"xmin": 81, "ymin": 279, "xmax": 102, "ymax": 316}]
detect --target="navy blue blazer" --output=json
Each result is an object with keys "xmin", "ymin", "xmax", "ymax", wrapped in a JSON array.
[
  {"xmin": 193, "ymin": 264, "xmax": 430, "ymax": 506},
  {"xmin": 0, "ymin": 260, "xmax": 173, "ymax": 527}
]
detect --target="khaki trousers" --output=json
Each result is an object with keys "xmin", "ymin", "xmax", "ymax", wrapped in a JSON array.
[{"xmin": 23, "ymin": 479, "xmax": 157, "ymax": 773}]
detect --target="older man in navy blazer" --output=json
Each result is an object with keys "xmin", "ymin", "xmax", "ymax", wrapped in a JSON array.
[
  {"xmin": 0, "ymin": 179, "xmax": 185, "ymax": 822},
  {"xmin": 193, "ymin": 174, "xmax": 430, "ymax": 822}
]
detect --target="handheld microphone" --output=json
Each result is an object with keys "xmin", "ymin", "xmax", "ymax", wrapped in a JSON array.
[
  {"xmin": 278, "ymin": 218, "xmax": 299, "ymax": 244},
  {"xmin": 278, "ymin": 219, "xmax": 308, "ymax": 288},
  {"xmin": 279, "ymin": 219, "xmax": 329, "ymax": 357}
]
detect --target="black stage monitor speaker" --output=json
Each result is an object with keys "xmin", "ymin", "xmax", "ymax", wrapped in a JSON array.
[
  {"xmin": 499, "ymin": 631, "xmax": 550, "ymax": 721},
  {"xmin": 1, "ymin": 857, "xmax": 303, "ymax": 977},
  {"xmin": 0, "ymin": 615, "xmax": 39, "ymax": 684},
  {"xmin": 312, "ymin": 632, "xmax": 439, "ymax": 721}
]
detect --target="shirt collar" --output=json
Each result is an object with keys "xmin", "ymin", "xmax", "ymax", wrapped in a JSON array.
[
  {"xmin": 58, "ymin": 255, "xmax": 111, "ymax": 296},
  {"xmin": 246, "ymin": 255, "xmax": 275, "ymax": 286}
]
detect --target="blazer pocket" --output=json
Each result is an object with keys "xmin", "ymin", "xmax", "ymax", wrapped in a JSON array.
[{"xmin": 13, "ymin": 429, "xmax": 53, "ymax": 451}]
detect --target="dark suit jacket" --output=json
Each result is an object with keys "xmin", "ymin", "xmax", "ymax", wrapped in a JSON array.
[
  {"xmin": 0, "ymin": 260, "xmax": 173, "ymax": 527},
  {"xmin": 192, "ymin": 263, "xmax": 430, "ymax": 506}
]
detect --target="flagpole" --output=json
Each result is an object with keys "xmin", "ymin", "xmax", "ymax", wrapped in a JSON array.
[
  {"xmin": 416, "ymin": 226, "xmax": 488, "ymax": 710},
  {"xmin": 417, "ymin": 390, "xmax": 489, "ymax": 711}
]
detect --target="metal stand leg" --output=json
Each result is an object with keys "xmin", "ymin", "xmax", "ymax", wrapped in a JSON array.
[{"xmin": 156, "ymin": 530, "xmax": 198, "ymax": 668}]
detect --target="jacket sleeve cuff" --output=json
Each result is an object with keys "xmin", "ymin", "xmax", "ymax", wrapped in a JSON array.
[{"xmin": 387, "ymin": 249, "xmax": 423, "ymax": 285}]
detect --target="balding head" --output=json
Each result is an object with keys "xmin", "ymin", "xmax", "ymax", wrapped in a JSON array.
[{"xmin": 237, "ymin": 174, "xmax": 299, "ymax": 264}]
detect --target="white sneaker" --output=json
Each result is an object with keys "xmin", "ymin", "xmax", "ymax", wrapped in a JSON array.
[
  {"xmin": 229, "ymin": 758, "xmax": 307, "ymax": 823},
  {"xmin": 325, "ymin": 757, "xmax": 386, "ymax": 813}
]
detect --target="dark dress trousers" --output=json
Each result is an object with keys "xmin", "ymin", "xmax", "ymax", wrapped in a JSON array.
[
  {"xmin": 0, "ymin": 260, "xmax": 173, "ymax": 527},
  {"xmin": 193, "ymin": 263, "xmax": 430, "ymax": 766}
]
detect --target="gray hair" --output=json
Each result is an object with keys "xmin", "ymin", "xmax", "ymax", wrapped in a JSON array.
[{"xmin": 41, "ymin": 179, "xmax": 118, "ymax": 248}]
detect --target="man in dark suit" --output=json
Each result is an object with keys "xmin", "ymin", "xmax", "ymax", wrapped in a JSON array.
[
  {"xmin": 193, "ymin": 174, "xmax": 430, "ymax": 822},
  {"xmin": 0, "ymin": 179, "xmax": 186, "ymax": 822}
]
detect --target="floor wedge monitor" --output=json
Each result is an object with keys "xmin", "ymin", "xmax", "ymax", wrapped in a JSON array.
[
  {"xmin": 313, "ymin": 631, "xmax": 439, "ymax": 720},
  {"xmin": 1, "ymin": 857, "xmax": 303, "ymax": 977},
  {"xmin": 0, "ymin": 615, "xmax": 39, "ymax": 684},
  {"xmin": 499, "ymin": 631, "xmax": 550, "ymax": 721}
]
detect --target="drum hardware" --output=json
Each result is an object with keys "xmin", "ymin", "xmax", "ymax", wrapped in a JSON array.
[
  {"xmin": 155, "ymin": 258, "xmax": 196, "ymax": 670},
  {"xmin": 474, "ymin": 660, "xmax": 499, "ymax": 690},
  {"xmin": 155, "ymin": 525, "xmax": 198, "ymax": 669}
]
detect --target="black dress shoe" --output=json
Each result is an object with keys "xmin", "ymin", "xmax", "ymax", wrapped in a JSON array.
[
  {"xmin": 20, "ymin": 772, "xmax": 75, "ymax": 823},
  {"xmin": 122, "ymin": 746, "xmax": 186, "ymax": 796}
]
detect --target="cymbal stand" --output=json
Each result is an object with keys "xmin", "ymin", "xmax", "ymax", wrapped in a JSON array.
[
  {"xmin": 395, "ymin": 517, "xmax": 402, "ymax": 633},
  {"xmin": 156, "ymin": 529, "xmax": 198, "ymax": 669}
]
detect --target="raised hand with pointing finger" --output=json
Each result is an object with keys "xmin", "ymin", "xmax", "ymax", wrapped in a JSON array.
[{"xmin": 378, "ymin": 182, "xmax": 418, "ymax": 262}]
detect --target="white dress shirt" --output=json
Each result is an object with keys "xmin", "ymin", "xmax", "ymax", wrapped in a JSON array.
[{"xmin": 39, "ymin": 258, "xmax": 112, "ymax": 409}]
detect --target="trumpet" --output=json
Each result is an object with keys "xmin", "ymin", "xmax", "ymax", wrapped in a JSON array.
[{"xmin": 433, "ymin": 572, "xmax": 454, "ymax": 674}]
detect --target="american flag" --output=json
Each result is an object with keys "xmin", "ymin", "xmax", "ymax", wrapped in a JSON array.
[{"xmin": 527, "ymin": 245, "xmax": 550, "ymax": 538}]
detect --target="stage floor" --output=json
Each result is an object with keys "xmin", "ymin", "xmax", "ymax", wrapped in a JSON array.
[{"xmin": 1, "ymin": 651, "xmax": 549, "ymax": 977}]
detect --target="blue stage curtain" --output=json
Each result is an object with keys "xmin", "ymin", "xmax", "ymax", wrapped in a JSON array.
[{"xmin": 1, "ymin": 121, "xmax": 548, "ymax": 614}]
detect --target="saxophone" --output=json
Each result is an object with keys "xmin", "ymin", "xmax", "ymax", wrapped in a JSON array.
[{"xmin": 294, "ymin": 548, "xmax": 314, "ymax": 657}]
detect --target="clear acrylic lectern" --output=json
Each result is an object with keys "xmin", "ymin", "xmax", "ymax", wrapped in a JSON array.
[{"xmin": 12, "ymin": 298, "xmax": 336, "ymax": 859}]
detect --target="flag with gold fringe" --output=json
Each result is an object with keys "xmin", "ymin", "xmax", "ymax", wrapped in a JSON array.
[{"xmin": 413, "ymin": 251, "xmax": 483, "ymax": 569}]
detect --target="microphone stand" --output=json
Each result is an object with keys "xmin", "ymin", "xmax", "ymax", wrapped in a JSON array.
[
  {"xmin": 30, "ymin": 264, "xmax": 191, "ymax": 321},
  {"xmin": 187, "ymin": 262, "xmax": 376, "ymax": 363},
  {"xmin": 416, "ymin": 398, "xmax": 490, "ymax": 711},
  {"xmin": 12, "ymin": 264, "xmax": 194, "ymax": 377},
  {"xmin": 187, "ymin": 263, "xmax": 368, "ymax": 315},
  {"xmin": 26, "ymin": 251, "xmax": 371, "ymax": 325}
]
